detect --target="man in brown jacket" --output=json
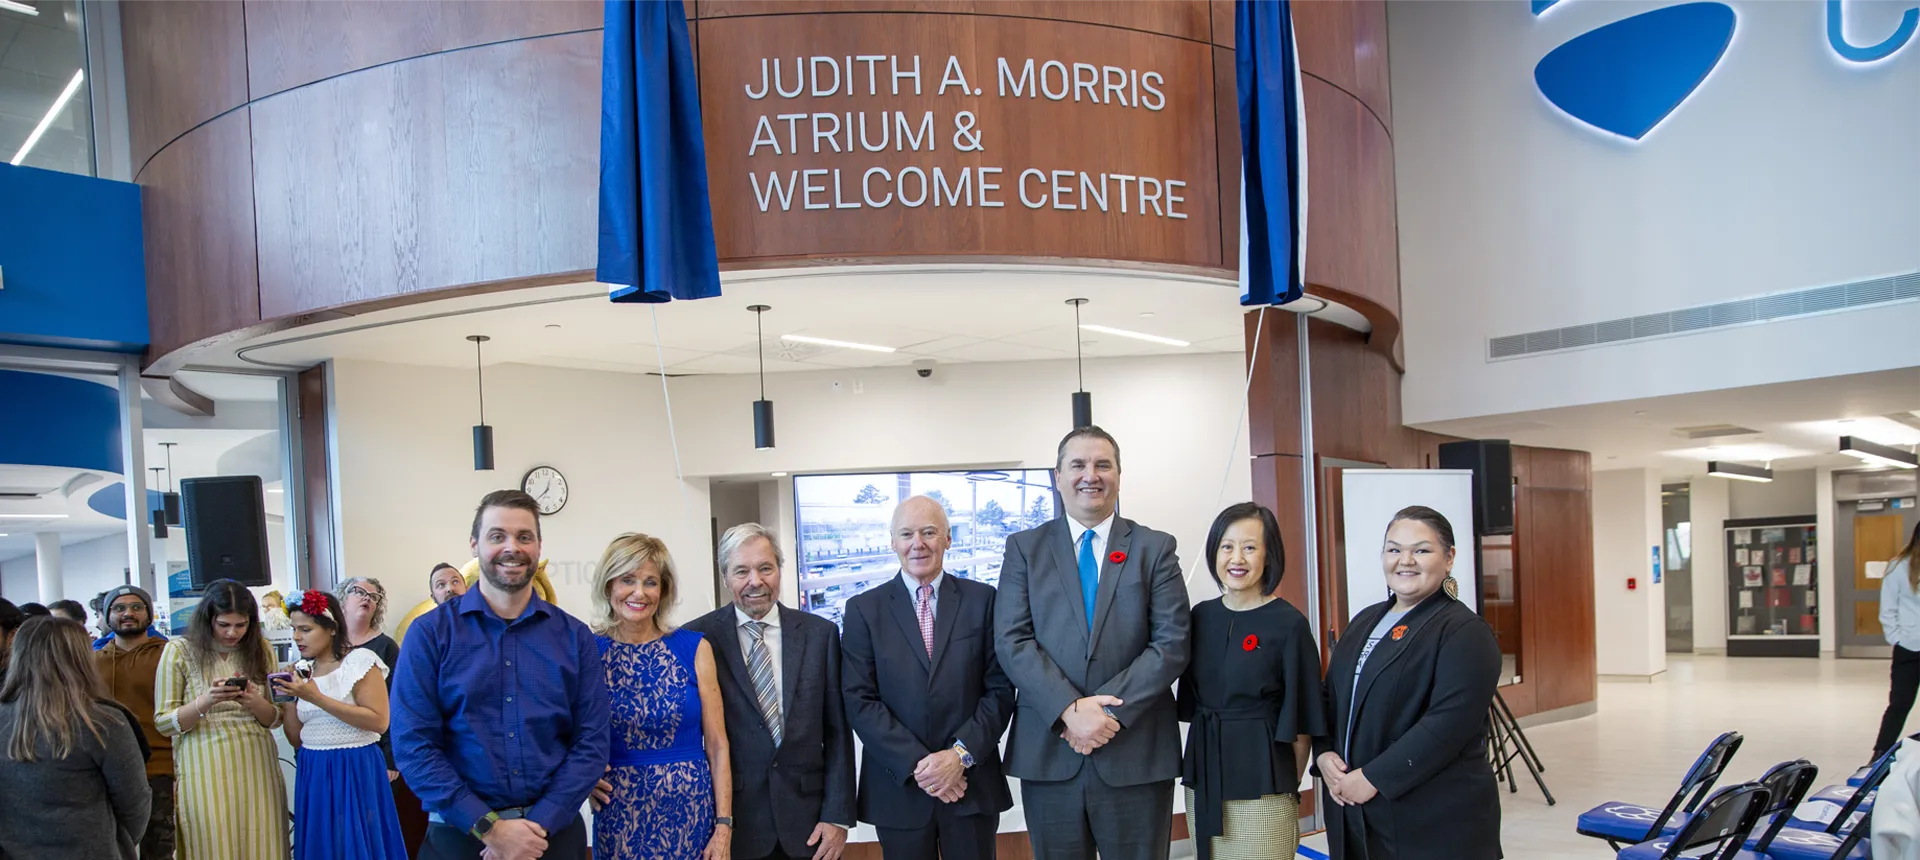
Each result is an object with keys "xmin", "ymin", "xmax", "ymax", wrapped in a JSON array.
[{"xmin": 94, "ymin": 585, "xmax": 174, "ymax": 860}]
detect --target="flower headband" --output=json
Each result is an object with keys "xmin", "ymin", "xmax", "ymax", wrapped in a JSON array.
[{"xmin": 286, "ymin": 590, "xmax": 330, "ymax": 617}]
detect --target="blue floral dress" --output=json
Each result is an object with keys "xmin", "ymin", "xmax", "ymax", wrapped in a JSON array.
[{"xmin": 595, "ymin": 628, "xmax": 714, "ymax": 860}]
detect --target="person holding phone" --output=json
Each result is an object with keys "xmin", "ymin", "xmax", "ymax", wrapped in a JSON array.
[
  {"xmin": 154, "ymin": 579, "xmax": 288, "ymax": 860},
  {"xmin": 276, "ymin": 588, "xmax": 407, "ymax": 859}
]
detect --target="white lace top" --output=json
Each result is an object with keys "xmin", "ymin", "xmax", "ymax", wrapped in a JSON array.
[{"xmin": 295, "ymin": 648, "xmax": 388, "ymax": 751}]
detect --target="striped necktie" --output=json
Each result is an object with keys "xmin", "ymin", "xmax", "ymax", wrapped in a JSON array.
[{"xmin": 745, "ymin": 620, "xmax": 782, "ymax": 746}]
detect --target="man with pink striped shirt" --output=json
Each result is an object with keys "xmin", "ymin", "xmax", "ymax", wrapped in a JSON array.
[{"xmin": 841, "ymin": 495, "xmax": 1017, "ymax": 860}]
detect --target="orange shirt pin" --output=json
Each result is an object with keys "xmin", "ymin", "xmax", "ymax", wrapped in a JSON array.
[{"xmin": 1390, "ymin": 625, "xmax": 1408, "ymax": 641}]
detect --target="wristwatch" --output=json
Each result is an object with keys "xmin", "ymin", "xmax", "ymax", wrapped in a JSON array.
[
  {"xmin": 951, "ymin": 740, "xmax": 976, "ymax": 769},
  {"xmin": 715, "ymin": 816, "xmax": 734, "ymax": 828},
  {"xmin": 470, "ymin": 811, "xmax": 502, "ymax": 841}
]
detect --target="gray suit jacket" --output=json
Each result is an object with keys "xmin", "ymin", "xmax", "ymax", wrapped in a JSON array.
[
  {"xmin": 685, "ymin": 604, "xmax": 856, "ymax": 859},
  {"xmin": 993, "ymin": 516, "xmax": 1191, "ymax": 786}
]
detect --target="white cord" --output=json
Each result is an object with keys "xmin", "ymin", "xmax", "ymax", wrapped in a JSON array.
[
  {"xmin": 649, "ymin": 306, "xmax": 697, "ymax": 542},
  {"xmin": 1185, "ymin": 306, "xmax": 1265, "ymax": 588}
]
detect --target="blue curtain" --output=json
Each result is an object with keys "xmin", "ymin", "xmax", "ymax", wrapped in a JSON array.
[
  {"xmin": 597, "ymin": 0, "xmax": 723, "ymax": 303},
  {"xmin": 1235, "ymin": 0, "xmax": 1307, "ymax": 307}
]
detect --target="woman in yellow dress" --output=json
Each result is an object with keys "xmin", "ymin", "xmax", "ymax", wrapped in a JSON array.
[{"xmin": 155, "ymin": 579, "xmax": 289, "ymax": 859}]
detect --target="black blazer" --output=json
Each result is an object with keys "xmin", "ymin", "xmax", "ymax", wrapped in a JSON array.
[
  {"xmin": 1317, "ymin": 594, "xmax": 1502, "ymax": 860},
  {"xmin": 841, "ymin": 574, "xmax": 1015, "ymax": 827},
  {"xmin": 686, "ymin": 604, "xmax": 857, "ymax": 859}
]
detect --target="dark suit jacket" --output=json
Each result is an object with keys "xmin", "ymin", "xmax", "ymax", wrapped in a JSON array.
[
  {"xmin": 993, "ymin": 516, "xmax": 1190, "ymax": 786},
  {"xmin": 842, "ymin": 573, "xmax": 1015, "ymax": 827},
  {"xmin": 1316, "ymin": 594, "xmax": 1502, "ymax": 860},
  {"xmin": 686, "ymin": 604, "xmax": 857, "ymax": 859}
]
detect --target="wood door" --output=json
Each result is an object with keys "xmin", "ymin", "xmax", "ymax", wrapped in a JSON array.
[{"xmin": 1853, "ymin": 514, "xmax": 1906, "ymax": 639}]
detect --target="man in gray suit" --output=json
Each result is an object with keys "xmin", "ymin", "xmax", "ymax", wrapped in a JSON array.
[
  {"xmin": 686, "ymin": 523, "xmax": 857, "ymax": 860},
  {"xmin": 995, "ymin": 426, "xmax": 1191, "ymax": 860}
]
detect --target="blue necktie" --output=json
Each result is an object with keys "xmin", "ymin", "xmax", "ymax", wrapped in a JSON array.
[{"xmin": 1078, "ymin": 529, "xmax": 1098, "ymax": 631}]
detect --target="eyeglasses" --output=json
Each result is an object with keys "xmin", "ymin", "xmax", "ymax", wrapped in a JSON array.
[
  {"xmin": 345, "ymin": 586, "xmax": 385, "ymax": 603},
  {"xmin": 108, "ymin": 604, "xmax": 147, "ymax": 615}
]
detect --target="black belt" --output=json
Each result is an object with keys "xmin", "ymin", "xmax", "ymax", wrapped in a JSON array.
[{"xmin": 1191, "ymin": 705, "xmax": 1276, "ymax": 860}]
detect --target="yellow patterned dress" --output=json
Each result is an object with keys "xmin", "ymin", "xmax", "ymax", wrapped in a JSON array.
[{"xmin": 154, "ymin": 639, "xmax": 290, "ymax": 860}]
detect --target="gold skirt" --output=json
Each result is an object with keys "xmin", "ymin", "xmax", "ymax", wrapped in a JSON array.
[{"xmin": 1185, "ymin": 787, "xmax": 1300, "ymax": 860}]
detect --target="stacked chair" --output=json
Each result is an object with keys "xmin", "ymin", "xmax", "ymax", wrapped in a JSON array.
[
  {"xmin": 1577, "ymin": 732, "xmax": 1893, "ymax": 860},
  {"xmin": 1579, "ymin": 732, "xmax": 1745, "ymax": 850}
]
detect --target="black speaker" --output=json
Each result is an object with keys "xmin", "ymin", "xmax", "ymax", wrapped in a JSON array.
[
  {"xmin": 1439, "ymin": 439, "xmax": 1514, "ymax": 537},
  {"xmin": 182, "ymin": 476, "xmax": 272, "ymax": 588}
]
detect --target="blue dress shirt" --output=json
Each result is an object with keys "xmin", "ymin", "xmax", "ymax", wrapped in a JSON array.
[{"xmin": 392, "ymin": 585, "xmax": 610, "ymax": 835}]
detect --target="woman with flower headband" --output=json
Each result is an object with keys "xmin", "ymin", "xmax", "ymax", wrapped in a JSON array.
[
  {"xmin": 1176, "ymin": 502, "xmax": 1326, "ymax": 860},
  {"xmin": 274, "ymin": 588, "xmax": 407, "ymax": 860}
]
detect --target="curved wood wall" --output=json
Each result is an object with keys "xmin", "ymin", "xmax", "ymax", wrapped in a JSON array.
[{"xmin": 124, "ymin": 0, "xmax": 1400, "ymax": 372}]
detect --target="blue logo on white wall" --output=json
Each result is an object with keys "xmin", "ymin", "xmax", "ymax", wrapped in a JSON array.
[{"xmin": 1533, "ymin": 1, "xmax": 1917, "ymax": 141}]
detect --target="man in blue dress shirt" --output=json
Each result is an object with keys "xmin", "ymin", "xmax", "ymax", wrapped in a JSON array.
[{"xmin": 394, "ymin": 489, "xmax": 610, "ymax": 860}]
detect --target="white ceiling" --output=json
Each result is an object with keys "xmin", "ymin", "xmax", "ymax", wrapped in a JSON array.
[
  {"xmin": 1416, "ymin": 365, "xmax": 1920, "ymax": 478},
  {"xmin": 0, "ymin": 0, "xmax": 90, "ymax": 176},
  {"xmin": 216, "ymin": 267, "xmax": 1255, "ymax": 376}
]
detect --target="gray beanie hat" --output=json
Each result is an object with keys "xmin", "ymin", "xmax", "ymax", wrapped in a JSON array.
[{"xmin": 102, "ymin": 584, "xmax": 155, "ymax": 613}]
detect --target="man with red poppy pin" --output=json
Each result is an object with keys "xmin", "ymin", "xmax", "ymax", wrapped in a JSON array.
[{"xmin": 994, "ymin": 426, "xmax": 1191, "ymax": 860}]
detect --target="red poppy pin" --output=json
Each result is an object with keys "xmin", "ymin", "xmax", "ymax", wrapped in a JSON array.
[
  {"xmin": 1390, "ymin": 625, "xmax": 1408, "ymax": 641},
  {"xmin": 1109, "ymin": 551, "xmax": 1127, "ymax": 564},
  {"xmin": 1242, "ymin": 634, "xmax": 1259, "ymax": 651}
]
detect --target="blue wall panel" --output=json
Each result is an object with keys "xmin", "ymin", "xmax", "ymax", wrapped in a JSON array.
[{"xmin": 0, "ymin": 164, "xmax": 149, "ymax": 351}]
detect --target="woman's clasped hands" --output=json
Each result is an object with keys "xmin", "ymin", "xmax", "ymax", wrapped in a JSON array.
[{"xmin": 1316, "ymin": 751, "xmax": 1379, "ymax": 806}]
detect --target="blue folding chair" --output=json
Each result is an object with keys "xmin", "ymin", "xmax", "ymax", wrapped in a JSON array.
[
  {"xmin": 1768, "ymin": 752, "xmax": 1891, "ymax": 860},
  {"xmin": 1580, "ymin": 731, "xmax": 1745, "ymax": 850},
  {"xmin": 1761, "ymin": 808, "xmax": 1871, "ymax": 860},
  {"xmin": 1615, "ymin": 783, "xmax": 1773, "ymax": 860}
]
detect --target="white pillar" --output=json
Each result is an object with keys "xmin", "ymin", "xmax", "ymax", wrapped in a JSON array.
[
  {"xmin": 1690, "ymin": 476, "xmax": 1731, "ymax": 654},
  {"xmin": 1594, "ymin": 468, "xmax": 1667, "ymax": 678},
  {"xmin": 34, "ymin": 533, "xmax": 62, "ymax": 604}
]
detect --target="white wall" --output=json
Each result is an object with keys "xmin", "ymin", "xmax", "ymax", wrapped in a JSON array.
[
  {"xmin": 330, "ymin": 360, "xmax": 715, "ymax": 628},
  {"xmin": 1729, "ymin": 468, "xmax": 1817, "ymax": 519},
  {"xmin": 1389, "ymin": 0, "xmax": 1920, "ymax": 425},
  {"xmin": 329, "ymin": 352, "xmax": 1253, "ymax": 632},
  {"xmin": 0, "ymin": 533, "xmax": 133, "ymax": 624},
  {"xmin": 1594, "ymin": 468, "xmax": 1666, "ymax": 676},
  {"xmin": 1690, "ymin": 476, "xmax": 1731, "ymax": 653}
]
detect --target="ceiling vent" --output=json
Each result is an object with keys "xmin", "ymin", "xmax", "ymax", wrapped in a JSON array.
[
  {"xmin": 1673, "ymin": 424, "xmax": 1761, "ymax": 440},
  {"xmin": 1489, "ymin": 270, "xmax": 1920, "ymax": 360},
  {"xmin": 725, "ymin": 338, "xmax": 833, "ymax": 363}
]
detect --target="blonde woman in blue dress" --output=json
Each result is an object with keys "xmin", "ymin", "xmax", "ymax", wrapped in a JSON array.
[
  {"xmin": 154, "ymin": 579, "xmax": 289, "ymax": 860},
  {"xmin": 586, "ymin": 533, "xmax": 733, "ymax": 860}
]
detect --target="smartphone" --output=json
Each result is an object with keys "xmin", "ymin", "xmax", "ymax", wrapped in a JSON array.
[
  {"xmin": 221, "ymin": 677, "xmax": 249, "ymax": 690},
  {"xmin": 267, "ymin": 672, "xmax": 295, "ymax": 703}
]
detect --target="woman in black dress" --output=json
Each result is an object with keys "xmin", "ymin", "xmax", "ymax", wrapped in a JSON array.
[
  {"xmin": 1178, "ymin": 502, "xmax": 1327, "ymax": 860},
  {"xmin": 1315, "ymin": 505, "xmax": 1502, "ymax": 860}
]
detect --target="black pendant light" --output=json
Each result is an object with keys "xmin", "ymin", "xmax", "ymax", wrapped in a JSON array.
[
  {"xmin": 158, "ymin": 441, "xmax": 181, "ymax": 525},
  {"xmin": 1067, "ymin": 298, "xmax": 1092, "ymax": 428},
  {"xmin": 147, "ymin": 466, "xmax": 169, "ymax": 538},
  {"xmin": 468, "ymin": 335, "xmax": 495, "ymax": 470},
  {"xmin": 749, "ymin": 305, "xmax": 775, "ymax": 449}
]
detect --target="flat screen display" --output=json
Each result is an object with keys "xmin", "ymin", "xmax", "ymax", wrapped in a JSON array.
[{"xmin": 793, "ymin": 469, "xmax": 1058, "ymax": 628}]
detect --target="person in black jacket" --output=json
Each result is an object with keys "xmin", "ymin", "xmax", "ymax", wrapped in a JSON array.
[
  {"xmin": 1315, "ymin": 506, "xmax": 1501, "ymax": 860},
  {"xmin": 843, "ymin": 495, "xmax": 1016, "ymax": 860}
]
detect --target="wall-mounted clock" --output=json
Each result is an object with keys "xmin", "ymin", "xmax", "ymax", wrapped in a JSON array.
[{"xmin": 522, "ymin": 466, "xmax": 569, "ymax": 515}]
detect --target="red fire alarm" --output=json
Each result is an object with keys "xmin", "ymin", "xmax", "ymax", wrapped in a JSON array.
[{"xmin": 1628, "ymin": 578, "xmax": 1638, "ymax": 591}]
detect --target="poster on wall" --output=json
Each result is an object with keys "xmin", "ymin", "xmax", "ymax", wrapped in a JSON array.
[{"xmin": 1339, "ymin": 469, "xmax": 1479, "ymax": 617}]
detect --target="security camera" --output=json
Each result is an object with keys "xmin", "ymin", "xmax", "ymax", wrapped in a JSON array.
[{"xmin": 911, "ymin": 359, "xmax": 936, "ymax": 379}]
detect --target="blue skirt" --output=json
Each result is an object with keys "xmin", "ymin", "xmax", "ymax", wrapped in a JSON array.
[{"xmin": 295, "ymin": 743, "xmax": 408, "ymax": 860}]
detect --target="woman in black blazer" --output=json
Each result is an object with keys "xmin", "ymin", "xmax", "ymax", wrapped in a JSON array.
[{"xmin": 1315, "ymin": 506, "xmax": 1502, "ymax": 860}]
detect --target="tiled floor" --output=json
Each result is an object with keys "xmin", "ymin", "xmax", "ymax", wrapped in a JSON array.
[{"xmin": 1297, "ymin": 654, "xmax": 1900, "ymax": 857}]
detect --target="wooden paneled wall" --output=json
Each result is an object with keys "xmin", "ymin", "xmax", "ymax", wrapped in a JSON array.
[
  {"xmin": 124, "ymin": 0, "xmax": 1404, "ymax": 375},
  {"xmin": 1246, "ymin": 316, "xmax": 1599, "ymax": 720}
]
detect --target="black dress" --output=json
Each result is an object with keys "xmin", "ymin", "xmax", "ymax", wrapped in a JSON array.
[{"xmin": 1176, "ymin": 597, "xmax": 1328, "ymax": 860}]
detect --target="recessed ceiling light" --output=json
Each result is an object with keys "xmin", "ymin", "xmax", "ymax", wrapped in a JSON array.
[
  {"xmin": 1078, "ymin": 324, "xmax": 1190, "ymax": 347},
  {"xmin": 781, "ymin": 334, "xmax": 896, "ymax": 353},
  {"xmin": 0, "ymin": 1, "xmax": 39, "ymax": 17},
  {"xmin": 545, "ymin": 324, "xmax": 562, "ymax": 330},
  {"xmin": 771, "ymin": 471, "xmax": 789, "ymax": 477},
  {"xmin": 1707, "ymin": 461, "xmax": 1773, "ymax": 483}
]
